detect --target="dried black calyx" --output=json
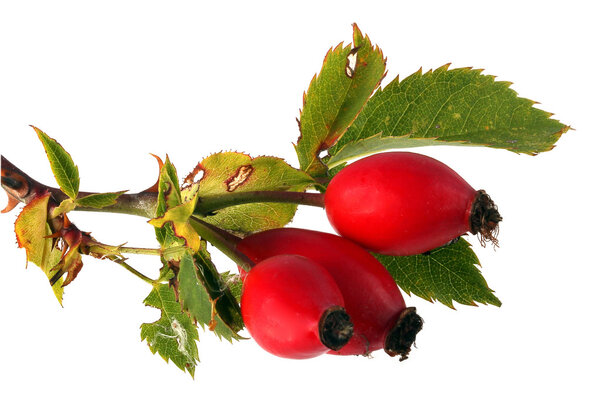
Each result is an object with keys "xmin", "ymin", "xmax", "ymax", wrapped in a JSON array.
[
  {"xmin": 319, "ymin": 306, "xmax": 354, "ymax": 351},
  {"xmin": 384, "ymin": 307, "xmax": 424, "ymax": 361},
  {"xmin": 470, "ymin": 190, "xmax": 502, "ymax": 248}
]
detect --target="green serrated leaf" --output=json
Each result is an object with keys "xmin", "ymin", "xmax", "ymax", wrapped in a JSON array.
[
  {"xmin": 220, "ymin": 271, "xmax": 243, "ymax": 303},
  {"xmin": 328, "ymin": 134, "xmax": 450, "ymax": 168},
  {"xmin": 187, "ymin": 152, "xmax": 314, "ymax": 235},
  {"xmin": 328, "ymin": 65, "xmax": 570, "ymax": 164},
  {"xmin": 76, "ymin": 191, "xmax": 126, "ymax": 209},
  {"xmin": 14, "ymin": 193, "xmax": 64, "ymax": 304},
  {"xmin": 374, "ymin": 238, "xmax": 501, "ymax": 308},
  {"xmin": 32, "ymin": 126, "xmax": 80, "ymax": 199},
  {"xmin": 296, "ymin": 24, "xmax": 386, "ymax": 177},
  {"xmin": 140, "ymin": 284, "xmax": 199, "ymax": 377},
  {"xmin": 177, "ymin": 251, "xmax": 243, "ymax": 342}
]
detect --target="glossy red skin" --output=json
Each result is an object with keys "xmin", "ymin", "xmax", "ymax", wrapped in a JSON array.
[
  {"xmin": 325, "ymin": 151, "xmax": 476, "ymax": 256},
  {"xmin": 241, "ymin": 254, "xmax": 346, "ymax": 359},
  {"xmin": 238, "ymin": 228, "xmax": 406, "ymax": 356}
]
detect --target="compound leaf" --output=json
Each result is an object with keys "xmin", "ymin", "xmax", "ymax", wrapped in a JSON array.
[
  {"xmin": 32, "ymin": 126, "xmax": 80, "ymax": 199},
  {"xmin": 140, "ymin": 284, "xmax": 199, "ymax": 377},
  {"xmin": 374, "ymin": 238, "xmax": 501, "ymax": 308},
  {"xmin": 296, "ymin": 24, "xmax": 386, "ymax": 177},
  {"xmin": 328, "ymin": 65, "xmax": 570, "ymax": 167}
]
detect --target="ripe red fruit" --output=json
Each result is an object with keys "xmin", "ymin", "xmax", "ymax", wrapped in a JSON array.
[
  {"xmin": 324, "ymin": 151, "xmax": 502, "ymax": 256},
  {"xmin": 238, "ymin": 228, "xmax": 422, "ymax": 359},
  {"xmin": 240, "ymin": 254, "xmax": 353, "ymax": 359}
]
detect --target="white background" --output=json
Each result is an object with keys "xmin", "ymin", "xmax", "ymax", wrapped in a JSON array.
[{"xmin": 1, "ymin": 1, "xmax": 598, "ymax": 399}]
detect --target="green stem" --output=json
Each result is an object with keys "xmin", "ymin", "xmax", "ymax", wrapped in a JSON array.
[
  {"xmin": 117, "ymin": 246, "xmax": 162, "ymax": 256},
  {"xmin": 195, "ymin": 191, "xmax": 325, "ymax": 216},
  {"xmin": 107, "ymin": 255, "xmax": 157, "ymax": 285},
  {"xmin": 189, "ymin": 216, "xmax": 254, "ymax": 272},
  {"xmin": 76, "ymin": 192, "xmax": 157, "ymax": 218}
]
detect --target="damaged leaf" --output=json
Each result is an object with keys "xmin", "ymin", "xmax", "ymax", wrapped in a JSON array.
[
  {"xmin": 186, "ymin": 152, "xmax": 314, "ymax": 235},
  {"xmin": 140, "ymin": 284, "xmax": 199, "ymax": 377},
  {"xmin": 296, "ymin": 23, "xmax": 386, "ymax": 177}
]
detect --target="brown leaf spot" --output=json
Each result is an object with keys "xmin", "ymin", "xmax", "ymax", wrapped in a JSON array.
[
  {"xmin": 345, "ymin": 46, "xmax": 360, "ymax": 78},
  {"xmin": 225, "ymin": 165, "xmax": 254, "ymax": 192}
]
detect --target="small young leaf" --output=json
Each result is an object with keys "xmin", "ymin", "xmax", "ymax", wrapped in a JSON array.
[
  {"xmin": 50, "ymin": 198, "xmax": 76, "ymax": 218},
  {"xmin": 177, "ymin": 251, "xmax": 243, "ymax": 341},
  {"xmin": 149, "ymin": 192, "xmax": 201, "ymax": 252},
  {"xmin": 14, "ymin": 193, "xmax": 64, "ymax": 304},
  {"xmin": 76, "ymin": 191, "xmax": 126, "ymax": 209},
  {"xmin": 296, "ymin": 24, "xmax": 386, "ymax": 177},
  {"xmin": 328, "ymin": 65, "xmax": 570, "ymax": 165},
  {"xmin": 140, "ymin": 284, "xmax": 199, "ymax": 377},
  {"xmin": 154, "ymin": 156, "xmax": 185, "ymax": 251},
  {"xmin": 374, "ymin": 238, "xmax": 501, "ymax": 308},
  {"xmin": 186, "ymin": 152, "xmax": 314, "ymax": 235},
  {"xmin": 56, "ymin": 242, "xmax": 84, "ymax": 287},
  {"xmin": 32, "ymin": 126, "xmax": 80, "ymax": 199}
]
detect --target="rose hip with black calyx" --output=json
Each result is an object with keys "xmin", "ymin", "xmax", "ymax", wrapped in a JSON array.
[
  {"xmin": 324, "ymin": 151, "xmax": 502, "ymax": 256},
  {"xmin": 238, "ymin": 228, "xmax": 423, "ymax": 360},
  {"xmin": 240, "ymin": 254, "xmax": 353, "ymax": 359}
]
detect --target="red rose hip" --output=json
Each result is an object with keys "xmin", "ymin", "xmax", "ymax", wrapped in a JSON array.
[
  {"xmin": 238, "ymin": 228, "xmax": 423, "ymax": 359},
  {"xmin": 241, "ymin": 254, "xmax": 353, "ymax": 359},
  {"xmin": 324, "ymin": 151, "xmax": 502, "ymax": 256}
]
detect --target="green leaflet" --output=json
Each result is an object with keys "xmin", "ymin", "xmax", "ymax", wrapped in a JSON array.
[
  {"xmin": 76, "ymin": 191, "xmax": 126, "ymax": 209},
  {"xmin": 327, "ymin": 134, "xmax": 451, "ymax": 168},
  {"xmin": 296, "ymin": 24, "xmax": 386, "ymax": 177},
  {"xmin": 177, "ymin": 251, "xmax": 243, "ymax": 342},
  {"xmin": 186, "ymin": 152, "xmax": 314, "ymax": 235},
  {"xmin": 33, "ymin": 126, "xmax": 80, "ymax": 199},
  {"xmin": 374, "ymin": 238, "xmax": 501, "ymax": 308},
  {"xmin": 328, "ymin": 65, "xmax": 570, "ymax": 164},
  {"xmin": 140, "ymin": 284, "xmax": 199, "ymax": 377},
  {"xmin": 220, "ymin": 271, "xmax": 242, "ymax": 303}
]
